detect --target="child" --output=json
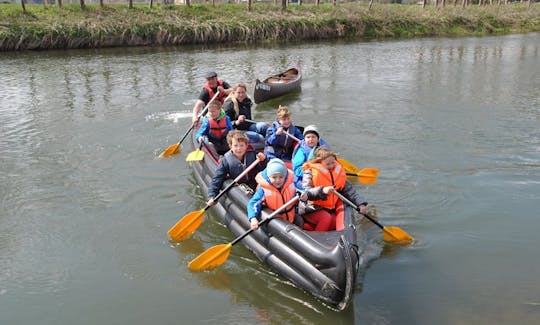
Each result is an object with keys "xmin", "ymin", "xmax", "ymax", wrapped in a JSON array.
[
  {"xmin": 264, "ymin": 105, "xmax": 303, "ymax": 163},
  {"xmin": 300, "ymin": 147, "xmax": 367, "ymax": 232},
  {"xmin": 206, "ymin": 130, "xmax": 266, "ymax": 206},
  {"xmin": 194, "ymin": 99, "xmax": 233, "ymax": 155},
  {"xmin": 291, "ymin": 125, "xmax": 330, "ymax": 189},
  {"xmin": 247, "ymin": 158, "xmax": 300, "ymax": 230}
]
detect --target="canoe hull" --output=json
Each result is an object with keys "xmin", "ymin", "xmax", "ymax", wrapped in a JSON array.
[{"xmin": 253, "ymin": 67, "xmax": 302, "ymax": 104}]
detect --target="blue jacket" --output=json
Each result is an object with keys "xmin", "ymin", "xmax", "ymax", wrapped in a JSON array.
[
  {"xmin": 194, "ymin": 114, "xmax": 233, "ymax": 146},
  {"xmin": 247, "ymin": 169, "xmax": 293, "ymax": 220},
  {"xmin": 264, "ymin": 121, "xmax": 303, "ymax": 160},
  {"xmin": 291, "ymin": 138, "xmax": 330, "ymax": 189},
  {"xmin": 207, "ymin": 150, "xmax": 267, "ymax": 199}
]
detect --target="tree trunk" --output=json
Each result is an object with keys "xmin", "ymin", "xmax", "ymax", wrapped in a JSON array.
[
  {"xmin": 57, "ymin": 0, "xmax": 62, "ymax": 7},
  {"xmin": 248, "ymin": 0, "xmax": 252, "ymax": 11},
  {"xmin": 21, "ymin": 0, "xmax": 26, "ymax": 13},
  {"xmin": 80, "ymin": 0, "xmax": 85, "ymax": 9},
  {"xmin": 369, "ymin": 0, "xmax": 374, "ymax": 10},
  {"xmin": 100, "ymin": 0, "xmax": 104, "ymax": 7},
  {"xmin": 212, "ymin": 0, "xmax": 215, "ymax": 6},
  {"xmin": 281, "ymin": 0, "xmax": 286, "ymax": 12},
  {"xmin": 422, "ymin": 0, "xmax": 426, "ymax": 8}
]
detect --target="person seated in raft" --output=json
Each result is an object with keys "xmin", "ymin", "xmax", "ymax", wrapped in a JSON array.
[
  {"xmin": 223, "ymin": 83, "xmax": 268, "ymax": 144},
  {"xmin": 300, "ymin": 147, "xmax": 368, "ymax": 232},
  {"xmin": 206, "ymin": 130, "xmax": 267, "ymax": 207},
  {"xmin": 247, "ymin": 158, "xmax": 303, "ymax": 230},
  {"xmin": 264, "ymin": 105, "xmax": 303, "ymax": 165},
  {"xmin": 194, "ymin": 99, "xmax": 233, "ymax": 156},
  {"xmin": 191, "ymin": 71, "xmax": 232, "ymax": 124},
  {"xmin": 291, "ymin": 124, "xmax": 330, "ymax": 190}
]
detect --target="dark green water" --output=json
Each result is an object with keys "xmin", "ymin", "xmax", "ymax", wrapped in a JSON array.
[{"xmin": 1, "ymin": 33, "xmax": 539, "ymax": 324}]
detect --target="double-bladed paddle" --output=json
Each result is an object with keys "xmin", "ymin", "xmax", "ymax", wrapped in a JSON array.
[
  {"xmin": 333, "ymin": 191, "xmax": 413, "ymax": 245},
  {"xmin": 188, "ymin": 195, "xmax": 300, "ymax": 272},
  {"xmin": 159, "ymin": 91, "xmax": 220, "ymax": 158},
  {"xmin": 167, "ymin": 157, "xmax": 263, "ymax": 241}
]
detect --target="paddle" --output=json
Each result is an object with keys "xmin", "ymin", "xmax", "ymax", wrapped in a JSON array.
[
  {"xmin": 332, "ymin": 191, "xmax": 413, "ymax": 245},
  {"xmin": 159, "ymin": 91, "xmax": 220, "ymax": 158},
  {"xmin": 188, "ymin": 195, "xmax": 300, "ymax": 272},
  {"xmin": 282, "ymin": 130, "xmax": 379, "ymax": 185},
  {"xmin": 167, "ymin": 157, "xmax": 263, "ymax": 241},
  {"xmin": 186, "ymin": 139, "xmax": 205, "ymax": 162},
  {"xmin": 345, "ymin": 167, "xmax": 379, "ymax": 185}
]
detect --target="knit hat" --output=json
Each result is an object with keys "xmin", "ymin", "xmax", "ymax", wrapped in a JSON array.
[
  {"xmin": 205, "ymin": 71, "xmax": 218, "ymax": 79},
  {"xmin": 266, "ymin": 158, "xmax": 287, "ymax": 176},
  {"xmin": 303, "ymin": 125, "xmax": 319, "ymax": 138}
]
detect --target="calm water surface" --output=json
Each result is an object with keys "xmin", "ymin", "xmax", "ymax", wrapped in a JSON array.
[{"xmin": 1, "ymin": 33, "xmax": 539, "ymax": 324}]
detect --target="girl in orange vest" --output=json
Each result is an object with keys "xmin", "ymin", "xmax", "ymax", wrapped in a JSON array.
[
  {"xmin": 300, "ymin": 147, "xmax": 368, "ymax": 231},
  {"xmin": 247, "ymin": 158, "xmax": 301, "ymax": 230}
]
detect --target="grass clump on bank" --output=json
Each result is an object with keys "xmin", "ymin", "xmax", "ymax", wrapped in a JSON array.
[{"xmin": 0, "ymin": 3, "xmax": 539, "ymax": 51}]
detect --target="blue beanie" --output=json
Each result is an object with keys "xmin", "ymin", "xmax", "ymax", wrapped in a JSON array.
[{"xmin": 266, "ymin": 158, "xmax": 287, "ymax": 176}]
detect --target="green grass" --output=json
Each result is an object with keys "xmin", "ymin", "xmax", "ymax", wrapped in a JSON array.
[{"xmin": 1, "ymin": 3, "xmax": 539, "ymax": 50}]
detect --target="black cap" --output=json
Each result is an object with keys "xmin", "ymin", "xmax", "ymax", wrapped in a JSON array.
[{"xmin": 205, "ymin": 71, "xmax": 217, "ymax": 79}]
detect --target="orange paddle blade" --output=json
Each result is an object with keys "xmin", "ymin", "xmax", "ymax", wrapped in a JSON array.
[
  {"xmin": 167, "ymin": 209, "xmax": 205, "ymax": 241},
  {"xmin": 186, "ymin": 149, "xmax": 204, "ymax": 162},
  {"xmin": 357, "ymin": 168, "xmax": 379, "ymax": 185},
  {"xmin": 160, "ymin": 143, "xmax": 180, "ymax": 158},
  {"xmin": 338, "ymin": 158, "xmax": 361, "ymax": 175},
  {"xmin": 188, "ymin": 243, "xmax": 232, "ymax": 272},
  {"xmin": 383, "ymin": 226, "xmax": 414, "ymax": 245}
]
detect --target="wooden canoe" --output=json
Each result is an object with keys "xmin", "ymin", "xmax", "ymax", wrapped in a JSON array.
[{"xmin": 253, "ymin": 67, "xmax": 302, "ymax": 104}]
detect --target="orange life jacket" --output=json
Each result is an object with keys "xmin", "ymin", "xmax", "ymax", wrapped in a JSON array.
[
  {"xmin": 255, "ymin": 170, "xmax": 296, "ymax": 223},
  {"xmin": 208, "ymin": 116, "xmax": 228, "ymax": 141},
  {"xmin": 302, "ymin": 161, "xmax": 347, "ymax": 210},
  {"xmin": 203, "ymin": 79, "xmax": 227, "ymax": 104}
]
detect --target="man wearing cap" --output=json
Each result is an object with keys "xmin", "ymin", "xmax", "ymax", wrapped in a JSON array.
[
  {"xmin": 191, "ymin": 71, "xmax": 232, "ymax": 123},
  {"xmin": 291, "ymin": 125, "xmax": 330, "ymax": 189}
]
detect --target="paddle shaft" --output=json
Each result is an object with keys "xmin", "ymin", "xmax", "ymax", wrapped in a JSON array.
[
  {"xmin": 178, "ymin": 91, "xmax": 220, "ymax": 145},
  {"xmin": 231, "ymin": 195, "xmax": 300, "ymax": 246},
  {"xmin": 210, "ymin": 157, "xmax": 262, "ymax": 203},
  {"xmin": 332, "ymin": 190, "xmax": 384, "ymax": 231}
]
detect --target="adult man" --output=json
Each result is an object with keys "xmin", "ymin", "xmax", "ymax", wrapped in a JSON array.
[{"xmin": 191, "ymin": 71, "xmax": 232, "ymax": 123}]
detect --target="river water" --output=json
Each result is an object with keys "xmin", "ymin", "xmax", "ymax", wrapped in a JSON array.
[{"xmin": 1, "ymin": 33, "xmax": 539, "ymax": 324}]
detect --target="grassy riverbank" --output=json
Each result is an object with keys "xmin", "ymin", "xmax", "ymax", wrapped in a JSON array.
[{"xmin": 1, "ymin": 3, "xmax": 539, "ymax": 51}]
